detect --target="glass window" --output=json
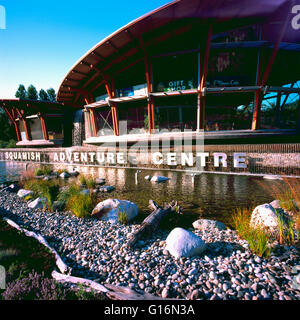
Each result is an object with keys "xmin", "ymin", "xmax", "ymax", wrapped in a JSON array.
[
  {"xmin": 207, "ymin": 48, "xmax": 258, "ymax": 87},
  {"xmin": 86, "ymin": 110, "xmax": 94, "ymax": 138},
  {"xmin": 260, "ymin": 89, "xmax": 299, "ymax": 130},
  {"xmin": 27, "ymin": 117, "xmax": 43, "ymax": 140},
  {"xmin": 205, "ymin": 93, "xmax": 254, "ymax": 131},
  {"xmin": 212, "ymin": 25, "xmax": 259, "ymax": 43},
  {"xmin": 18, "ymin": 120, "xmax": 27, "ymax": 141},
  {"xmin": 153, "ymin": 52, "xmax": 198, "ymax": 93},
  {"xmin": 95, "ymin": 107, "xmax": 114, "ymax": 136},
  {"xmin": 118, "ymin": 100, "xmax": 148, "ymax": 135},
  {"xmin": 154, "ymin": 95, "xmax": 197, "ymax": 132},
  {"xmin": 46, "ymin": 115, "xmax": 64, "ymax": 140}
]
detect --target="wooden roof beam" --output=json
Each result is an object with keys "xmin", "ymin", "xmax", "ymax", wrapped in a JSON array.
[{"xmin": 91, "ymin": 51, "xmax": 105, "ymax": 61}]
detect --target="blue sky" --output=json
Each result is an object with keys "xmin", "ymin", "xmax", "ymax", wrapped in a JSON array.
[{"xmin": 0, "ymin": 0, "xmax": 169, "ymax": 99}]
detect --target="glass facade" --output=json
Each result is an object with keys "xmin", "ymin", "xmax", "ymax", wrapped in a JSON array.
[
  {"xmin": 212, "ymin": 25, "xmax": 259, "ymax": 43},
  {"xmin": 84, "ymin": 24, "xmax": 299, "ymax": 139},
  {"xmin": 95, "ymin": 107, "xmax": 114, "ymax": 136},
  {"xmin": 46, "ymin": 115, "xmax": 64, "ymax": 140},
  {"xmin": 153, "ymin": 52, "xmax": 198, "ymax": 93},
  {"xmin": 27, "ymin": 117, "xmax": 43, "ymax": 140},
  {"xmin": 205, "ymin": 93, "xmax": 254, "ymax": 131},
  {"xmin": 18, "ymin": 120, "xmax": 27, "ymax": 141},
  {"xmin": 118, "ymin": 100, "xmax": 148, "ymax": 135},
  {"xmin": 154, "ymin": 96, "xmax": 197, "ymax": 132},
  {"xmin": 260, "ymin": 91, "xmax": 300, "ymax": 130},
  {"xmin": 207, "ymin": 48, "xmax": 258, "ymax": 88}
]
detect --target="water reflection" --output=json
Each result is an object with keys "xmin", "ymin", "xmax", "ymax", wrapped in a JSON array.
[
  {"xmin": 0, "ymin": 162, "xmax": 26, "ymax": 183},
  {"xmin": 0, "ymin": 162, "xmax": 279, "ymax": 226}
]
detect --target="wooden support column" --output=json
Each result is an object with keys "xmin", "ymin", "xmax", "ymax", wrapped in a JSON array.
[
  {"xmin": 103, "ymin": 76, "xmax": 119, "ymax": 136},
  {"xmin": 140, "ymin": 37, "xmax": 155, "ymax": 134},
  {"xmin": 39, "ymin": 113, "xmax": 49, "ymax": 140},
  {"xmin": 197, "ymin": 25, "xmax": 213, "ymax": 131},
  {"xmin": 84, "ymin": 96, "xmax": 98, "ymax": 137},
  {"xmin": 3, "ymin": 107, "xmax": 21, "ymax": 142},
  {"xmin": 16, "ymin": 108, "xmax": 31, "ymax": 141},
  {"xmin": 252, "ymin": 5, "xmax": 291, "ymax": 130},
  {"xmin": 252, "ymin": 47, "xmax": 263, "ymax": 130}
]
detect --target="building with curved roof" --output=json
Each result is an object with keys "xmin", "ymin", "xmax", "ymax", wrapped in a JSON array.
[{"xmin": 57, "ymin": 0, "xmax": 300, "ymax": 144}]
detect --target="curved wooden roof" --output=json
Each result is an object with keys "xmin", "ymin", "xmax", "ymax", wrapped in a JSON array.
[{"xmin": 57, "ymin": 0, "xmax": 299, "ymax": 105}]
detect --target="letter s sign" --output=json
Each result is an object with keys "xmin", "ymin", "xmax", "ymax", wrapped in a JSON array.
[{"xmin": 292, "ymin": 5, "xmax": 300, "ymax": 30}]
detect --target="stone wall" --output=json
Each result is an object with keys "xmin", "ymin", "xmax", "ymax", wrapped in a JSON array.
[{"xmin": 0, "ymin": 143, "xmax": 299, "ymax": 177}]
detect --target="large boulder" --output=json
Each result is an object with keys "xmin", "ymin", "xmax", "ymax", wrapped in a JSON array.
[
  {"xmin": 92, "ymin": 199, "xmax": 138, "ymax": 224},
  {"xmin": 193, "ymin": 219, "xmax": 227, "ymax": 232},
  {"xmin": 17, "ymin": 189, "xmax": 33, "ymax": 199},
  {"xmin": 28, "ymin": 197, "xmax": 48, "ymax": 209},
  {"xmin": 165, "ymin": 228, "xmax": 206, "ymax": 259},
  {"xmin": 250, "ymin": 203, "xmax": 290, "ymax": 233}
]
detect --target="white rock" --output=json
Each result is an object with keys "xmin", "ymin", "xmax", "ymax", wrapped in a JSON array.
[
  {"xmin": 151, "ymin": 175, "xmax": 170, "ymax": 183},
  {"xmin": 17, "ymin": 189, "xmax": 33, "ymax": 198},
  {"xmin": 269, "ymin": 200, "xmax": 282, "ymax": 209},
  {"xmin": 99, "ymin": 186, "xmax": 115, "ymax": 193},
  {"xmin": 250, "ymin": 203, "xmax": 280, "ymax": 231},
  {"xmin": 92, "ymin": 199, "xmax": 138, "ymax": 224},
  {"xmin": 193, "ymin": 219, "xmax": 227, "ymax": 231},
  {"xmin": 28, "ymin": 197, "xmax": 47, "ymax": 209},
  {"xmin": 60, "ymin": 172, "xmax": 70, "ymax": 179},
  {"xmin": 165, "ymin": 227, "xmax": 206, "ymax": 259},
  {"xmin": 161, "ymin": 288, "xmax": 169, "ymax": 299},
  {"xmin": 96, "ymin": 178, "xmax": 106, "ymax": 185}
]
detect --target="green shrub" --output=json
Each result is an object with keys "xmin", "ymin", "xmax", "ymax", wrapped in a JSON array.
[
  {"xmin": 275, "ymin": 209, "xmax": 299, "ymax": 245},
  {"xmin": 57, "ymin": 184, "xmax": 81, "ymax": 203},
  {"xmin": 118, "ymin": 211, "xmax": 128, "ymax": 225},
  {"xmin": 24, "ymin": 179, "xmax": 59, "ymax": 210},
  {"xmin": 41, "ymin": 166, "xmax": 52, "ymax": 176},
  {"xmin": 79, "ymin": 175, "xmax": 87, "ymax": 186},
  {"xmin": 86, "ymin": 177, "xmax": 96, "ymax": 189},
  {"xmin": 34, "ymin": 166, "xmax": 53, "ymax": 177},
  {"xmin": 232, "ymin": 208, "xmax": 272, "ymax": 258},
  {"xmin": 34, "ymin": 168, "xmax": 44, "ymax": 177},
  {"xmin": 246, "ymin": 227, "xmax": 272, "ymax": 258},
  {"xmin": 66, "ymin": 193, "xmax": 94, "ymax": 219},
  {"xmin": 6, "ymin": 139, "xmax": 16, "ymax": 148},
  {"xmin": 79, "ymin": 175, "xmax": 96, "ymax": 189}
]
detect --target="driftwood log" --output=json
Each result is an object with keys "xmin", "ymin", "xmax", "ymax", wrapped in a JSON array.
[
  {"xmin": 127, "ymin": 200, "xmax": 181, "ymax": 249},
  {"xmin": 104, "ymin": 284, "xmax": 169, "ymax": 300}
]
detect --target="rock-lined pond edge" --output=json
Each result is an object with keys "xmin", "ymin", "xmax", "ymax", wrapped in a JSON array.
[{"xmin": 0, "ymin": 189, "xmax": 299, "ymax": 300}]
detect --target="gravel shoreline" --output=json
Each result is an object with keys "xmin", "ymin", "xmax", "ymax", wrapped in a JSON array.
[{"xmin": 0, "ymin": 190, "xmax": 299, "ymax": 300}]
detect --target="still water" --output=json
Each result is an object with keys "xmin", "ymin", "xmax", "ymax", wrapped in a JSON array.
[
  {"xmin": 71, "ymin": 166, "xmax": 277, "ymax": 227},
  {"xmin": 0, "ymin": 162, "xmax": 278, "ymax": 227}
]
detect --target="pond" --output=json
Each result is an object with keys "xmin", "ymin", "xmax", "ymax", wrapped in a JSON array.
[
  {"xmin": 0, "ymin": 162, "xmax": 279, "ymax": 228},
  {"xmin": 67, "ymin": 166, "xmax": 278, "ymax": 227}
]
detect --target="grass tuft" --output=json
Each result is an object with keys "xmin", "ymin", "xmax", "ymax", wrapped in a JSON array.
[
  {"xmin": 232, "ymin": 208, "xmax": 272, "ymax": 258},
  {"xmin": 118, "ymin": 211, "xmax": 128, "ymax": 225},
  {"xmin": 66, "ymin": 193, "xmax": 94, "ymax": 219}
]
